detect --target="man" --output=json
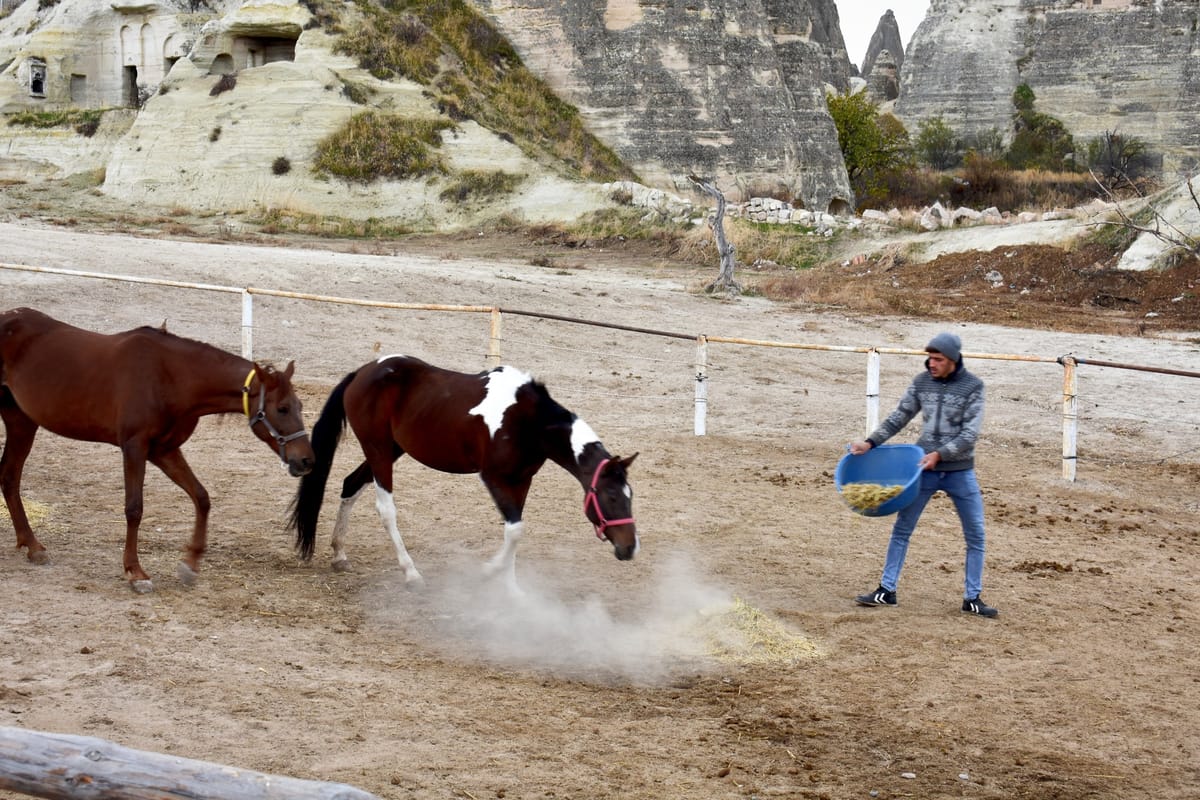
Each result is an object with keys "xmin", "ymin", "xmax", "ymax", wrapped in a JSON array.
[{"xmin": 848, "ymin": 332, "xmax": 998, "ymax": 618}]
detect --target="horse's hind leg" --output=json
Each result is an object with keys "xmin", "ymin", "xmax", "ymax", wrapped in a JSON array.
[
  {"xmin": 358, "ymin": 443, "xmax": 423, "ymax": 587},
  {"xmin": 0, "ymin": 405, "xmax": 48, "ymax": 564},
  {"xmin": 373, "ymin": 479, "xmax": 423, "ymax": 587},
  {"xmin": 119, "ymin": 442, "xmax": 155, "ymax": 593},
  {"xmin": 150, "ymin": 449, "xmax": 210, "ymax": 587},
  {"xmin": 329, "ymin": 460, "xmax": 374, "ymax": 572}
]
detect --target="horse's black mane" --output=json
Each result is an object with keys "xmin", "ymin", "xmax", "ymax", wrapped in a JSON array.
[{"xmin": 525, "ymin": 378, "xmax": 576, "ymax": 426}]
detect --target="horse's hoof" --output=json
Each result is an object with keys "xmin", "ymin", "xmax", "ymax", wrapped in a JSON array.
[
  {"xmin": 27, "ymin": 549, "xmax": 50, "ymax": 565},
  {"xmin": 404, "ymin": 573, "xmax": 425, "ymax": 590},
  {"xmin": 177, "ymin": 562, "xmax": 198, "ymax": 586},
  {"xmin": 130, "ymin": 579, "xmax": 155, "ymax": 594},
  {"xmin": 331, "ymin": 559, "xmax": 353, "ymax": 573}
]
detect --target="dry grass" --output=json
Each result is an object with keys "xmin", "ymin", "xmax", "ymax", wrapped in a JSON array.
[
  {"xmin": 313, "ymin": 112, "xmax": 453, "ymax": 182},
  {"xmin": 697, "ymin": 598, "xmax": 824, "ymax": 666}
]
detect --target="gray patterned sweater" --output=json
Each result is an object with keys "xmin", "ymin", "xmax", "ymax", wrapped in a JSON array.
[{"xmin": 866, "ymin": 363, "xmax": 985, "ymax": 472}]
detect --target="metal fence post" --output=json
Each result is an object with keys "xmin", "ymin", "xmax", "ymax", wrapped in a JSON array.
[
  {"xmin": 1060, "ymin": 355, "xmax": 1078, "ymax": 481},
  {"xmin": 865, "ymin": 347, "xmax": 881, "ymax": 436},
  {"xmin": 694, "ymin": 335, "xmax": 708, "ymax": 436},
  {"xmin": 240, "ymin": 290, "xmax": 253, "ymax": 360}
]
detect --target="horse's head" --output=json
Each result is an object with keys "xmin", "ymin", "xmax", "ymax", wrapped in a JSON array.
[
  {"xmin": 583, "ymin": 453, "xmax": 639, "ymax": 561},
  {"xmin": 246, "ymin": 360, "xmax": 315, "ymax": 477}
]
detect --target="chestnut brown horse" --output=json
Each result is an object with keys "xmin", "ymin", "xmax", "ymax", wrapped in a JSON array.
[
  {"xmin": 0, "ymin": 307, "xmax": 315, "ymax": 592},
  {"xmin": 288, "ymin": 355, "xmax": 637, "ymax": 593}
]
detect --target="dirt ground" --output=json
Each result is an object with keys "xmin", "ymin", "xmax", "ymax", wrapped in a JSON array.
[{"xmin": 2, "ymin": 192, "xmax": 1200, "ymax": 800}]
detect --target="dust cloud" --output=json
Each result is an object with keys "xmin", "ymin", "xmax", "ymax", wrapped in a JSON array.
[{"xmin": 365, "ymin": 553, "xmax": 743, "ymax": 685}]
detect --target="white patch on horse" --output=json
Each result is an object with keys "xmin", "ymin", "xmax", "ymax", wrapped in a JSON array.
[
  {"xmin": 570, "ymin": 419, "xmax": 600, "ymax": 460},
  {"xmin": 376, "ymin": 353, "xmax": 407, "ymax": 364},
  {"xmin": 469, "ymin": 366, "xmax": 532, "ymax": 437}
]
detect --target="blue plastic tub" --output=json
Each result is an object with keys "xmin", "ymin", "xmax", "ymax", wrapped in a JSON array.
[{"xmin": 835, "ymin": 443, "xmax": 925, "ymax": 517}]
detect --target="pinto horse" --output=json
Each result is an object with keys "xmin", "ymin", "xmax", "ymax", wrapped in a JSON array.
[
  {"xmin": 0, "ymin": 307, "xmax": 315, "ymax": 592},
  {"xmin": 288, "ymin": 355, "xmax": 638, "ymax": 591}
]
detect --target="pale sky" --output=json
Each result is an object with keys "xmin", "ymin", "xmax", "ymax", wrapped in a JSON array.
[{"xmin": 838, "ymin": 1, "xmax": 931, "ymax": 72}]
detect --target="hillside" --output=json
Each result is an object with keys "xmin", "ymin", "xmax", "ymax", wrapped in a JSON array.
[
  {"xmin": 0, "ymin": 0, "xmax": 853, "ymax": 224},
  {"xmin": 3, "ymin": 173, "xmax": 1198, "ymax": 340}
]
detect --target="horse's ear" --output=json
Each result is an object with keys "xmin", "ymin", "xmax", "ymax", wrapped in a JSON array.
[
  {"xmin": 283, "ymin": 360, "xmax": 295, "ymax": 380},
  {"xmin": 158, "ymin": 320, "xmax": 168, "ymax": 332},
  {"xmin": 252, "ymin": 361, "xmax": 277, "ymax": 386},
  {"xmin": 617, "ymin": 452, "xmax": 638, "ymax": 469}
]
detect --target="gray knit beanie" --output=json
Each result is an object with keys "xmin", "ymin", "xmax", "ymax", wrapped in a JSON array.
[{"xmin": 925, "ymin": 332, "xmax": 962, "ymax": 362}]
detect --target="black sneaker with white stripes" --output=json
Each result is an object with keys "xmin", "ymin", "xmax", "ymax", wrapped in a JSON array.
[
  {"xmin": 961, "ymin": 596, "xmax": 999, "ymax": 618},
  {"xmin": 854, "ymin": 586, "xmax": 897, "ymax": 607}
]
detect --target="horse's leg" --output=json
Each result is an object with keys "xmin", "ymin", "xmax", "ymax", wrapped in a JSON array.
[
  {"xmin": 0, "ymin": 405, "xmax": 48, "ymax": 564},
  {"xmin": 480, "ymin": 477, "xmax": 532, "ymax": 596},
  {"xmin": 360, "ymin": 444, "xmax": 423, "ymax": 587},
  {"xmin": 119, "ymin": 441, "xmax": 154, "ymax": 593},
  {"xmin": 149, "ymin": 449, "xmax": 210, "ymax": 587},
  {"xmin": 329, "ymin": 460, "xmax": 374, "ymax": 572}
]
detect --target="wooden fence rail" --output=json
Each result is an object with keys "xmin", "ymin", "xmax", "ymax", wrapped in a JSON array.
[
  {"xmin": 0, "ymin": 727, "xmax": 382, "ymax": 800},
  {"xmin": 4, "ymin": 260, "xmax": 1197, "ymax": 482}
]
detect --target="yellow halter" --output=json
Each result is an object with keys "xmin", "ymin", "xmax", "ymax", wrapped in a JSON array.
[{"xmin": 242, "ymin": 368, "xmax": 256, "ymax": 418}]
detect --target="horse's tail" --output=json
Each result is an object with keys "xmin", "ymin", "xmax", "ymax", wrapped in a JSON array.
[{"xmin": 287, "ymin": 370, "xmax": 356, "ymax": 560}]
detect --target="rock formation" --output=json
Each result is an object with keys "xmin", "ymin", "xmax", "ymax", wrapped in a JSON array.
[
  {"xmin": 865, "ymin": 49, "xmax": 899, "ymax": 103},
  {"xmin": 475, "ymin": 0, "xmax": 854, "ymax": 212},
  {"xmin": 897, "ymin": 0, "xmax": 1200, "ymax": 178},
  {"xmin": 0, "ymin": 0, "xmax": 857, "ymax": 225},
  {"xmin": 860, "ymin": 9, "xmax": 904, "ymax": 79}
]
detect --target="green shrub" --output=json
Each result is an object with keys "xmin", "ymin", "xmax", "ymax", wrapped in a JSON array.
[
  {"xmin": 1005, "ymin": 84, "xmax": 1076, "ymax": 171},
  {"xmin": 313, "ymin": 112, "xmax": 453, "ymax": 182},
  {"xmin": 826, "ymin": 90, "xmax": 913, "ymax": 210},
  {"xmin": 333, "ymin": 0, "xmax": 635, "ymax": 183},
  {"xmin": 915, "ymin": 115, "xmax": 960, "ymax": 170},
  {"xmin": 438, "ymin": 169, "xmax": 522, "ymax": 201},
  {"xmin": 1086, "ymin": 130, "xmax": 1158, "ymax": 188},
  {"xmin": 7, "ymin": 108, "xmax": 106, "ymax": 136}
]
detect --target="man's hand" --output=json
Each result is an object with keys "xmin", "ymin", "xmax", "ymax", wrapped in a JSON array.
[
  {"xmin": 920, "ymin": 450, "xmax": 941, "ymax": 470},
  {"xmin": 849, "ymin": 440, "xmax": 872, "ymax": 456}
]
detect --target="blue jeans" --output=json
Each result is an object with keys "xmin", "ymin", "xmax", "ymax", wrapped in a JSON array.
[{"xmin": 879, "ymin": 468, "xmax": 987, "ymax": 599}]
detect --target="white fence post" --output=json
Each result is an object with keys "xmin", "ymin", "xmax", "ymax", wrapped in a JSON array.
[
  {"xmin": 240, "ymin": 290, "xmax": 253, "ymax": 360},
  {"xmin": 865, "ymin": 347, "xmax": 881, "ymax": 436},
  {"xmin": 694, "ymin": 335, "xmax": 708, "ymax": 436},
  {"xmin": 1061, "ymin": 356, "xmax": 1078, "ymax": 482}
]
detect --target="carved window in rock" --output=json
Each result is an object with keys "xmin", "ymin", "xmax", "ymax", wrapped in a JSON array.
[
  {"xmin": 123, "ymin": 65, "xmax": 139, "ymax": 107},
  {"xmin": 210, "ymin": 53, "xmax": 235, "ymax": 75},
  {"xmin": 163, "ymin": 33, "xmax": 186, "ymax": 75},
  {"xmin": 121, "ymin": 25, "xmax": 137, "ymax": 66},
  {"xmin": 70, "ymin": 74, "xmax": 87, "ymax": 104},
  {"xmin": 233, "ymin": 36, "xmax": 296, "ymax": 70},
  {"xmin": 28, "ymin": 59, "xmax": 46, "ymax": 97}
]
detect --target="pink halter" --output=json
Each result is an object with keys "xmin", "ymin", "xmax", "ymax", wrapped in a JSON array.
[{"xmin": 584, "ymin": 458, "xmax": 635, "ymax": 540}]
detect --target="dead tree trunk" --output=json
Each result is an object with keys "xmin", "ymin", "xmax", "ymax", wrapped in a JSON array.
[
  {"xmin": 688, "ymin": 175, "xmax": 741, "ymax": 297},
  {"xmin": 0, "ymin": 727, "xmax": 383, "ymax": 800}
]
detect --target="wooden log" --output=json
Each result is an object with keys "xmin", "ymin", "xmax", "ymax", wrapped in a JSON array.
[{"xmin": 0, "ymin": 727, "xmax": 382, "ymax": 800}]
